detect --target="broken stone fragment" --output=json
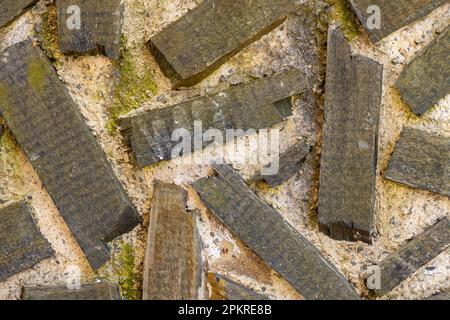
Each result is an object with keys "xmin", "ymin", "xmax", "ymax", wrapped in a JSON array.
[
  {"xmin": 385, "ymin": 128, "xmax": 449, "ymax": 197},
  {"xmin": 149, "ymin": 0, "xmax": 301, "ymax": 88},
  {"xmin": 0, "ymin": 201, "xmax": 54, "ymax": 282},
  {"xmin": 396, "ymin": 27, "xmax": 450, "ymax": 116},
  {"xmin": 350, "ymin": 0, "xmax": 447, "ymax": 42},
  {"xmin": 0, "ymin": 41, "xmax": 140, "ymax": 270},
  {"xmin": 57, "ymin": 0, "xmax": 123, "ymax": 59},
  {"xmin": 119, "ymin": 70, "xmax": 309, "ymax": 168},
  {"xmin": 208, "ymin": 273, "xmax": 270, "ymax": 300},
  {"xmin": 22, "ymin": 282, "xmax": 121, "ymax": 300},
  {"xmin": 193, "ymin": 164, "xmax": 360, "ymax": 300},
  {"xmin": 0, "ymin": 0, "xmax": 38, "ymax": 28},
  {"xmin": 143, "ymin": 181, "xmax": 202, "ymax": 300},
  {"xmin": 372, "ymin": 218, "xmax": 450, "ymax": 296},
  {"xmin": 318, "ymin": 27, "xmax": 383, "ymax": 244},
  {"xmin": 250, "ymin": 140, "xmax": 311, "ymax": 187}
]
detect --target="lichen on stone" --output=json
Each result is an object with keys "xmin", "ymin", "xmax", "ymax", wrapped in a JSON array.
[
  {"xmin": 27, "ymin": 58, "xmax": 47, "ymax": 91},
  {"xmin": 111, "ymin": 242, "xmax": 140, "ymax": 300},
  {"xmin": 40, "ymin": 3, "xmax": 62, "ymax": 62},
  {"xmin": 327, "ymin": 0, "xmax": 361, "ymax": 41},
  {"xmin": 107, "ymin": 38, "xmax": 157, "ymax": 136}
]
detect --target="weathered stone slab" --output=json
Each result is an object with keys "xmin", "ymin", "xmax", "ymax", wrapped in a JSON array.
[
  {"xmin": 208, "ymin": 273, "xmax": 269, "ymax": 300},
  {"xmin": 0, "ymin": 41, "xmax": 140, "ymax": 270},
  {"xmin": 250, "ymin": 140, "xmax": 311, "ymax": 187},
  {"xmin": 143, "ymin": 181, "xmax": 202, "ymax": 300},
  {"xmin": 193, "ymin": 164, "xmax": 360, "ymax": 300},
  {"xmin": 57, "ymin": 0, "xmax": 122, "ymax": 59},
  {"xmin": 0, "ymin": 0, "xmax": 38, "ymax": 28},
  {"xmin": 119, "ymin": 70, "xmax": 309, "ymax": 168},
  {"xmin": 350, "ymin": 0, "xmax": 447, "ymax": 42},
  {"xmin": 149, "ymin": 0, "xmax": 300, "ymax": 88},
  {"xmin": 396, "ymin": 27, "xmax": 450, "ymax": 115},
  {"xmin": 373, "ymin": 218, "xmax": 450, "ymax": 296},
  {"xmin": 425, "ymin": 291, "xmax": 450, "ymax": 300},
  {"xmin": 0, "ymin": 201, "xmax": 53, "ymax": 282},
  {"xmin": 22, "ymin": 282, "xmax": 121, "ymax": 300},
  {"xmin": 385, "ymin": 128, "xmax": 449, "ymax": 197},
  {"xmin": 318, "ymin": 27, "xmax": 382, "ymax": 243}
]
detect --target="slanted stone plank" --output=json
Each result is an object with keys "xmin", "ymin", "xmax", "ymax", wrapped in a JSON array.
[
  {"xmin": 251, "ymin": 140, "xmax": 311, "ymax": 187},
  {"xmin": 374, "ymin": 218, "xmax": 450, "ymax": 296},
  {"xmin": 22, "ymin": 282, "xmax": 121, "ymax": 300},
  {"xmin": 143, "ymin": 181, "xmax": 202, "ymax": 300},
  {"xmin": 193, "ymin": 164, "xmax": 360, "ymax": 300},
  {"xmin": 57, "ymin": 0, "xmax": 122, "ymax": 59},
  {"xmin": 149, "ymin": 0, "xmax": 300, "ymax": 88},
  {"xmin": 396, "ymin": 28, "xmax": 450, "ymax": 115},
  {"xmin": 385, "ymin": 128, "xmax": 449, "ymax": 197},
  {"xmin": 0, "ymin": 41, "xmax": 140, "ymax": 270},
  {"xmin": 0, "ymin": 0, "xmax": 38, "ymax": 28},
  {"xmin": 119, "ymin": 70, "xmax": 308, "ymax": 168},
  {"xmin": 350, "ymin": 0, "xmax": 447, "ymax": 42},
  {"xmin": 0, "ymin": 201, "xmax": 53, "ymax": 282},
  {"xmin": 318, "ymin": 27, "xmax": 382, "ymax": 243},
  {"xmin": 208, "ymin": 273, "xmax": 269, "ymax": 300}
]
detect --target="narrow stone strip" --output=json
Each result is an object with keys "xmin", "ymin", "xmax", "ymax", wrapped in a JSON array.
[
  {"xmin": 22, "ymin": 282, "xmax": 121, "ymax": 300},
  {"xmin": 208, "ymin": 273, "xmax": 269, "ymax": 300},
  {"xmin": 0, "ymin": 0, "xmax": 38, "ymax": 28}
]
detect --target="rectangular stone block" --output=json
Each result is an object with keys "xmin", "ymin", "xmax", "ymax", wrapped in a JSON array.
[
  {"xmin": 0, "ymin": 0, "xmax": 38, "ymax": 28},
  {"xmin": 318, "ymin": 27, "xmax": 383, "ymax": 243},
  {"xmin": 251, "ymin": 140, "xmax": 311, "ymax": 187},
  {"xmin": 22, "ymin": 282, "xmax": 121, "ymax": 300},
  {"xmin": 385, "ymin": 128, "xmax": 449, "ymax": 197},
  {"xmin": 350, "ymin": 0, "xmax": 447, "ymax": 42},
  {"xmin": 208, "ymin": 273, "xmax": 269, "ymax": 300},
  {"xmin": 193, "ymin": 164, "xmax": 360, "ymax": 300},
  {"xmin": 57, "ymin": 0, "xmax": 122, "ymax": 59},
  {"xmin": 0, "ymin": 41, "xmax": 140, "ymax": 270},
  {"xmin": 143, "ymin": 181, "xmax": 202, "ymax": 300},
  {"xmin": 149, "ymin": 0, "xmax": 300, "ymax": 88},
  {"xmin": 119, "ymin": 70, "xmax": 309, "ymax": 168},
  {"xmin": 374, "ymin": 218, "xmax": 450, "ymax": 296},
  {"xmin": 0, "ymin": 201, "xmax": 53, "ymax": 282},
  {"xmin": 396, "ymin": 27, "xmax": 450, "ymax": 115}
]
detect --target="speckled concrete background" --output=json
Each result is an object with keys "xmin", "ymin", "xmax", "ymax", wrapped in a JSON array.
[{"xmin": 0, "ymin": 0, "xmax": 448, "ymax": 300}]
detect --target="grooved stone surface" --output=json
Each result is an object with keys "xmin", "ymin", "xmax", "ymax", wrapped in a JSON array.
[
  {"xmin": 149, "ymin": 0, "xmax": 300, "ymax": 88},
  {"xmin": 385, "ymin": 128, "xmax": 449, "ymax": 197},
  {"xmin": 350, "ymin": 0, "xmax": 447, "ymax": 42},
  {"xmin": 22, "ymin": 282, "xmax": 121, "ymax": 300},
  {"xmin": 57, "ymin": 0, "xmax": 123, "ymax": 59},
  {"xmin": 143, "ymin": 181, "xmax": 202, "ymax": 300},
  {"xmin": 0, "ymin": 0, "xmax": 38, "ymax": 28},
  {"xmin": 0, "ymin": 202, "xmax": 53, "ymax": 282},
  {"xmin": 208, "ymin": 273, "xmax": 269, "ymax": 300},
  {"xmin": 374, "ymin": 218, "xmax": 450, "ymax": 296},
  {"xmin": 318, "ymin": 28, "xmax": 383, "ymax": 243},
  {"xmin": 193, "ymin": 164, "xmax": 360, "ymax": 300},
  {"xmin": 0, "ymin": 41, "xmax": 140, "ymax": 270},
  {"xmin": 251, "ymin": 140, "xmax": 311, "ymax": 187},
  {"xmin": 119, "ymin": 70, "xmax": 309, "ymax": 168},
  {"xmin": 396, "ymin": 27, "xmax": 450, "ymax": 115}
]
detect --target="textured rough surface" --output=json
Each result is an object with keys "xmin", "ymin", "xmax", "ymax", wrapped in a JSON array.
[
  {"xmin": 57, "ymin": 0, "xmax": 123, "ymax": 59},
  {"xmin": 251, "ymin": 140, "xmax": 311, "ymax": 187},
  {"xmin": 143, "ymin": 181, "xmax": 202, "ymax": 300},
  {"xmin": 22, "ymin": 282, "xmax": 121, "ymax": 300},
  {"xmin": 149, "ymin": 0, "xmax": 301, "ymax": 88},
  {"xmin": 318, "ymin": 27, "xmax": 383, "ymax": 243},
  {"xmin": 119, "ymin": 70, "xmax": 309, "ymax": 167},
  {"xmin": 208, "ymin": 273, "xmax": 269, "ymax": 300},
  {"xmin": 0, "ymin": 41, "xmax": 140, "ymax": 270},
  {"xmin": 350, "ymin": 0, "xmax": 447, "ymax": 42},
  {"xmin": 374, "ymin": 218, "xmax": 450, "ymax": 296},
  {"xmin": 194, "ymin": 164, "xmax": 360, "ymax": 300},
  {"xmin": 396, "ymin": 27, "xmax": 450, "ymax": 115},
  {"xmin": 0, "ymin": 0, "xmax": 38, "ymax": 28},
  {"xmin": 424, "ymin": 291, "xmax": 450, "ymax": 300},
  {"xmin": 0, "ymin": 201, "xmax": 53, "ymax": 282},
  {"xmin": 385, "ymin": 128, "xmax": 449, "ymax": 197}
]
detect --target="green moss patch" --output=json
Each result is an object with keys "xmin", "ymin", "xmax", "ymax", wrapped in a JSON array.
[
  {"xmin": 27, "ymin": 58, "xmax": 47, "ymax": 91},
  {"xmin": 112, "ymin": 242, "xmax": 140, "ymax": 300},
  {"xmin": 40, "ymin": 4, "xmax": 62, "ymax": 62},
  {"xmin": 327, "ymin": 0, "xmax": 361, "ymax": 41}
]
